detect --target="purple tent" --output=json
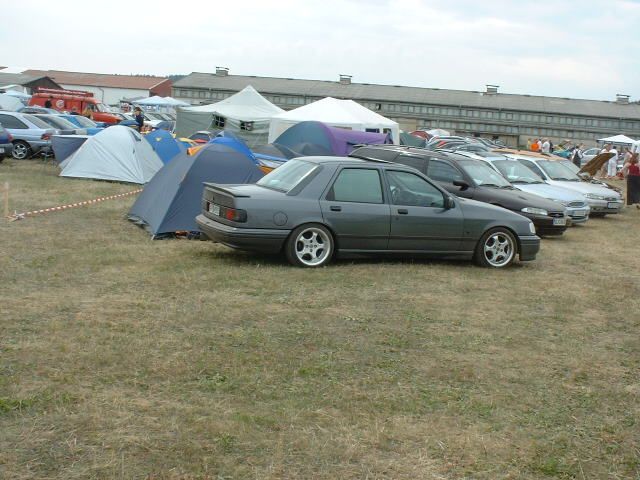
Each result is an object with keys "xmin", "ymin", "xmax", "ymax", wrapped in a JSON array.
[{"xmin": 274, "ymin": 121, "xmax": 392, "ymax": 156}]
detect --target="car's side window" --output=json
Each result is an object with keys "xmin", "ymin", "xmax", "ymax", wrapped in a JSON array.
[
  {"xmin": 396, "ymin": 155, "xmax": 427, "ymax": 173},
  {"xmin": 520, "ymin": 159, "xmax": 545, "ymax": 178},
  {"xmin": 0, "ymin": 114, "xmax": 26, "ymax": 129},
  {"xmin": 386, "ymin": 170, "xmax": 444, "ymax": 208},
  {"xmin": 328, "ymin": 168, "xmax": 383, "ymax": 204},
  {"xmin": 426, "ymin": 160, "xmax": 464, "ymax": 183}
]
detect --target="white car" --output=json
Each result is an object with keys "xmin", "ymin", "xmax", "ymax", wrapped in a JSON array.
[{"xmin": 508, "ymin": 154, "xmax": 623, "ymax": 216}]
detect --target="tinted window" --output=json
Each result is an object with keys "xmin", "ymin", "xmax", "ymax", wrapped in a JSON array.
[
  {"xmin": 0, "ymin": 114, "xmax": 27, "ymax": 129},
  {"xmin": 257, "ymin": 159, "xmax": 318, "ymax": 193},
  {"xmin": 351, "ymin": 147, "xmax": 398, "ymax": 162},
  {"xmin": 387, "ymin": 170, "xmax": 444, "ymax": 208},
  {"xmin": 395, "ymin": 155, "xmax": 427, "ymax": 173},
  {"xmin": 329, "ymin": 168, "xmax": 383, "ymax": 203},
  {"xmin": 427, "ymin": 160, "xmax": 464, "ymax": 182}
]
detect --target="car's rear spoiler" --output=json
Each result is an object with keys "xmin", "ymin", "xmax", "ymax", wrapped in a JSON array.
[{"xmin": 203, "ymin": 183, "xmax": 251, "ymax": 198}]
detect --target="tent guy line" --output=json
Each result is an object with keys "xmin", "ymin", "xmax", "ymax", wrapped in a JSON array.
[{"xmin": 7, "ymin": 189, "xmax": 143, "ymax": 221}]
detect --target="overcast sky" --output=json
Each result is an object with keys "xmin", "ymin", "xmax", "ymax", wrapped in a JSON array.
[{"xmin": 3, "ymin": 0, "xmax": 639, "ymax": 101}]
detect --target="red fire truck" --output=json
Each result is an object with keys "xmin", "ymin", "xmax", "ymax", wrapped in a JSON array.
[{"xmin": 29, "ymin": 88, "xmax": 121, "ymax": 124}]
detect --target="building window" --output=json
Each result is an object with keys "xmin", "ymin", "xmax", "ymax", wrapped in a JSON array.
[
  {"xmin": 240, "ymin": 121, "xmax": 254, "ymax": 131},
  {"xmin": 213, "ymin": 115, "xmax": 225, "ymax": 128}
]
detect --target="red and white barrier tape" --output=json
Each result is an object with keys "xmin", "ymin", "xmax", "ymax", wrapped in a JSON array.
[{"xmin": 7, "ymin": 189, "xmax": 142, "ymax": 221}]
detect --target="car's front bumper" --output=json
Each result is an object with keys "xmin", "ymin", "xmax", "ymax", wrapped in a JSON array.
[
  {"xmin": 520, "ymin": 212, "xmax": 569, "ymax": 236},
  {"xmin": 196, "ymin": 214, "xmax": 290, "ymax": 254},
  {"xmin": 587, "ymin": 198, "xmax": 623, "ymax": 215},
  {"xmin": 565, "ymin": 205, "xmax": 590, "ymax": 224},
  {"xmin": 518, "ymin": 235, "xmax": 541, "ymax": 261}
]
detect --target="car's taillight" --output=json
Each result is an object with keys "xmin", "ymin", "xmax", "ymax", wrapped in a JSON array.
[
  {"xmin": 224, "ymin": 207, "xmax": 247, "ymax": 222},
  {"xmin": 41, "ymin": 133, "xmax": 51, "ymax": 140},
  {"xmin": 7, "ymin": 133, "xmax": 12, "ymax": 141}
]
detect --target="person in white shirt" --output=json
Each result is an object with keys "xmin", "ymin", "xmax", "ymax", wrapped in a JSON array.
[
  {"xmin": 607, "ymin": 146, "xmax": 619, "ymax": 178},
  {"xmin": 541, "ymin": 139, "xmax": 551, "ymax": 154}
]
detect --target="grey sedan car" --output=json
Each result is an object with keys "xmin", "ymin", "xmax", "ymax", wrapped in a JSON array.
[
  {"xmin": 0, "ymin": 111, "xmax": 56, "ymax": 159},
  {"xmin": 196, "ymin": 157, "xmax": 540, "ymax": 268}
]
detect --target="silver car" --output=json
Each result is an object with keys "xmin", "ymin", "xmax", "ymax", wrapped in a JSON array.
[
  {"xmin": 0, "ymin": 111, "xmax": 57, "ymax": 159},
  {"xmin": 507, "ymin": 154, "xmax": 623, "ymax": 216},
  {"xmin": 479, "ymin": 157, "xmax": 590, "ymax": 224}
]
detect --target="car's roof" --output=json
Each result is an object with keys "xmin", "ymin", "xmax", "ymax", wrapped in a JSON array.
[{"xmin": 297, "ymin": 156, "xmax": 380, "ymax": 165}]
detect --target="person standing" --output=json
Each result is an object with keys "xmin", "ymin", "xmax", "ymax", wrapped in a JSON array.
[
  {"xmin": 134, "ymin": 107, "xmax": 145, "ymax": 133},
  {"xmin": 531, "ymin": 138, "xmax": 540, "ymax": 152},
  {"xmin": 571, "ymin": 144, "xmax": 584, "ymax": 168},
  {"xmin": 44, "ymin": 96, "xmax": 53, "ymax": 109},
  {"xmin": 526, "ymin": 138, "xmax": 532, "ymax": 150},
  {"xmin": 82, "ymin": 106, "xmax": 93, "ymax": 119},
  {"xmin": 541, "ymin": 138, "xmax": 551, "ymax": 154},
  {"xmin": 607, "ymin": 145, "xmax": 619, "ymax": 178},
  {"xmin": 622, "ymin": 153, "xmax": 640, "ymax": 207}
]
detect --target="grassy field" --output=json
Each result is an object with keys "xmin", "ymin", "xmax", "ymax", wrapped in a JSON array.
[{"xmin": 0, "ymin": 160, "xmax": 639, "ymax": 479}]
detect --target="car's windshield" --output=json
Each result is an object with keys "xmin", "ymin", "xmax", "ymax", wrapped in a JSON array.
[
  {"xmin": 257, "ymin": 159, "xmax": 318, "ymax": 192},
  {"xmin": 70, "ymin": 115, "xmax": 97, "ymax": 127},
  {"xmin": 23, "ymin": 114, "xmax": 52, "ymax": 129},
  {"xmin": 492, "ymin": 160, "xmax": 545, "ymax": 184},
  {"xmin": 538, "ymin": 160, "xmax": 580, "ymax": 181},
  {"xmin": 560, "ymin": 160, "xmax": 580, "ymax": 174},
  {"xmin": 95, "ymin": 103, "xmax": 111, "ymax": 113},
  {"xmin": 39, "ymin": 116, "xmax": 76, "ymax": 129},
  {"xmin": 458, "ymin": 159, "xmax": 512, "ymax": 187},
  {"xmin": 145, "ymin": 113, "xmax": 161, "ymax": 120}
]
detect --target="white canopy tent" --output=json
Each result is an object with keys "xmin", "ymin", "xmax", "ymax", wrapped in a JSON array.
[
  {"xmin": 597, "ymin": 134, "xmax": 637, "ymax": 145},
  {"xmin": 268, "ymin": 97, "xmax": 400, "ymax": 144},
  {"xmin": 175, "ymin": 85, "xmax": 284, "ymax": 145},
  {"xmin": 60, "ymin": 126, "xmax": 163, "ymax": 184}
]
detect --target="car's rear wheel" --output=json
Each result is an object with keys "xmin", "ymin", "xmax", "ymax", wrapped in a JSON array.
[
  {"xmin": 285, "ymin": 224, "xmax": 334, "ymax": 268},
  {"xmin": 11, "ymin": 141, "xmax": 31, "ymax": 160},
  {"xmin": 474, "ymin": 227, "xmax": 517, "ymax": 268}
]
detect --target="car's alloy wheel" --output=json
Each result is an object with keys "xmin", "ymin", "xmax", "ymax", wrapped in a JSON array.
[
  {"xmin": 475, "ymin": 228, "xmax": 516, "ymax": 268},
  {"xmin": 11, "ymin": 141, "xmax": 31, "ymax": 160},
  {"xmin": 286, "ymin": 224, "xmax": 333, "ymax": 267}
]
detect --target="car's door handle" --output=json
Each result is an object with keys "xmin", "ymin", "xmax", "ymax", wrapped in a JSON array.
[
  {"xmin": 397, "ymin": 208, "xmax": 408, "ymax": 214},
  {"xmin": 330, "ymin": 205, "xmax": 342, "ymax": 212}
]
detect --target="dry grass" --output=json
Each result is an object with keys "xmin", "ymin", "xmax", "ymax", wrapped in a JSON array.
[{"xmin": 0, "ymin": 160, "xmax": 639, "ymax": 479}]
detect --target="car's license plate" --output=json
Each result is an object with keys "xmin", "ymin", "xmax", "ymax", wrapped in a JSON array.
[
  {"xmin": 209, "ymin": 203, "xmax": 220, "ymax": 216},
  {"xmin": 573, "ymin": 210, "xmax": 586, "ymax": 217},
  {"xmin": 0, "ymin": 148, "xmax": 4, "ymax": 154},
  {"xmin": 607, "ymin": 202, "xmax": 619, "ymax": 209},
  {"xmin": 553, "ymin": 217, "xmax": 566, "ymax": 226}
]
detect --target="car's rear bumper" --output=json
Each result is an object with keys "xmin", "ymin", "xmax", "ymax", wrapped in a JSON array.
[
  {"xmin": 0, "ymin": 142, "xmax": 12, "ymax": 155},
  {"xmin": 196, "ymin": 214, "xmax": 289, "ymax": 254},
  {"xmin": 518, "ymin": 235, "xmax": 540, "ymax": 261}
]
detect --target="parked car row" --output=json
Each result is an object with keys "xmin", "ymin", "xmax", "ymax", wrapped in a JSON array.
[{"xmin": 195, "ymin": 137, "xmax": 624, "ymax": 269}]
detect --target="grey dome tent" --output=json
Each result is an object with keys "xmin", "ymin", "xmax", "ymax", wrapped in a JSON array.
[
  {"xmin": 128, "ymin": 142, "xmax": 265, "ymax": 237},
  {"xmin": 60, "ymin": 126, "xmax": 163, "ymax": 184}
]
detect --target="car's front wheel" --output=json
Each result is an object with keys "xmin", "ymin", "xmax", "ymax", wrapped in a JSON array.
[
  {"xmin": 474, "ymin": 227, "xmax": 517, "ymax": 268},
  {"xmin": 11, "ymin": 141, "xmax": 31, "ymax": 160},
  {"xmin": 285, "ymin": 224, "xmax": 334, "ymax": 268}
]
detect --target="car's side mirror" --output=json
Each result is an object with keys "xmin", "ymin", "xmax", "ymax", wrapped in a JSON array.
[
  {"xmin": 453, "ymin": 180, "xmax": 469, "ymax": 191},
  {"xmin": 444, "ymin": 196, "xmax": 455, "ymax": 209}
]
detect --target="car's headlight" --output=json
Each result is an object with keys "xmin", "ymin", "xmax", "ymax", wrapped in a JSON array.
[
  {"xmin": 528, "ymin": 222, "xmax": 536, "ymax": 234},
  {"xmin": 585, "ymin": 193, "xmax": 604, "ymax": 200},
  {"xmin": 521, "ymin": 207, "xmax": 548, "ymax": 216}
]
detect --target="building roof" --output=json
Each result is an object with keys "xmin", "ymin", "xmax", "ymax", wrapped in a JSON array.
[
  {"xmin": 24, "ymin": 70, "xmax": 170, "ymax": 90},
  {"xmin": 0, "ymin": 71, "xmax": 57, "ymax": 87},
  {"xmin": 174, "ymin": 72, "xmax": 640, "ymax": 120}
]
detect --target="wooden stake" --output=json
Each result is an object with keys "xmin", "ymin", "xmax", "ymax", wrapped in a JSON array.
[{"xmin": 3, "ymin": 182, "xmax": 8, "ymax": 218}]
